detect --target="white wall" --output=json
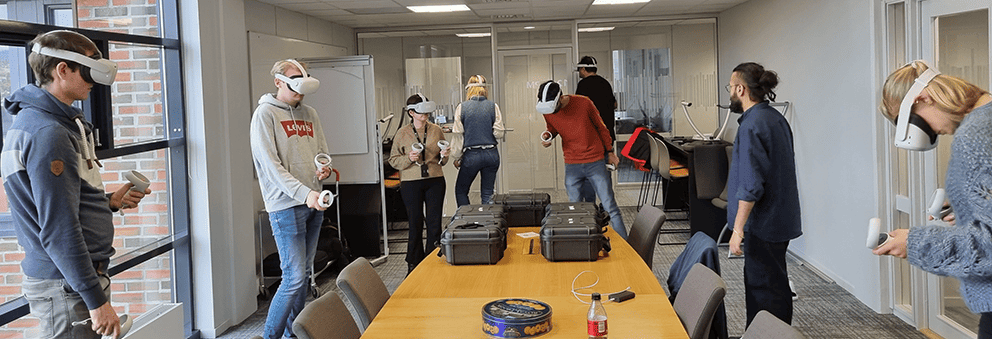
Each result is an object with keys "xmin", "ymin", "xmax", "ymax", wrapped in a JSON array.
[
  {"xmin": 718, "ymin": 0, "xmax": 885, "ymax": 311},
  {"xmin": 180, "ymin": 1, "xmax": 356, "ymax": 336}
]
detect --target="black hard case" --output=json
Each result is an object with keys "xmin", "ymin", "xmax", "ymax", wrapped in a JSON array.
[
  {"xmin": 544, "ymin": 202, "xmax": 609, "ymax": 226},
  {"xmin": 438, "ymin": 220, "xmax": 506, "ymax": 265},
  {"xmin": 492, "ymin": 193, "xmax": 551, "ymax": 227},
  {"xmin": 539, "ymin": 216, "xmax": 611, "ymax": 262},
  {"xmin": 455, "ymin": 204, "xmax": 508, "ymax": 219}
]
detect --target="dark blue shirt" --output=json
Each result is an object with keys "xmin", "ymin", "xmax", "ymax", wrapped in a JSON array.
[{"xmin": 726, "ymin": 102, "xmax": 802, "ymax": 242}]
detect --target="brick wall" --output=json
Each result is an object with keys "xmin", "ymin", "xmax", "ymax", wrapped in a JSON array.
[{"xmin": 0, "ymin": 1, "xmax": 172, "ymax": 337}]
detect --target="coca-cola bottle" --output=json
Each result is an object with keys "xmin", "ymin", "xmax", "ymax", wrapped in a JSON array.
[{"xmin": 587, "ymin": 293, "xmax": 608, "ymax": 338}]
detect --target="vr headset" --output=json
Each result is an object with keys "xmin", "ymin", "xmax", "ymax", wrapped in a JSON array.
[
  {"xmin": 275, "ymin": 59, "xmax": 320, "ymax": 95},
  {"xmin": 32, "ymin": 44, "xmax": 118, "ymax": 86},
  {"xmin": 893, "ymin": 63, "xmax": 940, "ymax": 151},
  {"xmin": 406, "ymin": 93, "xmax": 436, "ymax": 114},
  {"xmin": 465, "ymin": 75, "xmax": 487, "ymax": 89},
  {"xmin": 535, "ymin": 81, "xmax": 561, "ymax": 115}
]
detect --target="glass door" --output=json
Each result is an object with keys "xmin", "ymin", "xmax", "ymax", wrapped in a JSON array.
[
  {"xmin": 496, "ymin": 47, "xmax": 573, "ymax": 192},
  {"xmin": 921, "ymin": 1, "xmax": 990, "ymax": 338}
]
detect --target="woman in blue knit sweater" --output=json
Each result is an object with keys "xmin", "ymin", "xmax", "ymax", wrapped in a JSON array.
[{"xmin": 875, "ymin": 60, "xmax": 992, "ymax": 338}]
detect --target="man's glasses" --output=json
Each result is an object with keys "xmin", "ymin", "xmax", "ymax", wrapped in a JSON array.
[{"xmin": 725, "ymin": 84, "xmax": 740, "ymax": 93}]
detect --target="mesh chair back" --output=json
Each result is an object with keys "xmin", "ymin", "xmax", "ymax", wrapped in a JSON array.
[
  {"xmin": 626, "ymin": 205, "xmax": 666, "ymax": 268},
  {"xmin": 742, "ymin": 310, "xmax": 805, "ymax": 339},
  {"xmin": 336, "ymin": 257, "xmax": 390, "ymax": 333},
  {"xmin": 673, "ymin": 263, "xmax": 726, "ymax": 339},
  {"xmin": 292, "ymin": 292, "xmax": 361, "ymax": 339}
]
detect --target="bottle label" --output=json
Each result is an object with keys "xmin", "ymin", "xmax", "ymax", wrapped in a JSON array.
[{"xmin": 587, "ymin": 319, "xmax": 607, "ymax": 336}]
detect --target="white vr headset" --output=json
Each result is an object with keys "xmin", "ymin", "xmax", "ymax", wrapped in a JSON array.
[
  {"xmin": 406, "ymin": 93, "xmax": 436, "ymax": 114},
  {"xmin": 275, "ymin": 59, "xmax": 320, "ymax": 95},
  {"xmin": 32, "ymin": 44, "xmax": 118, "ymax": 86},
  {"xmin": 893, "ymin": 64, "xmax": 940, "ymax": 151},
  {"xmin": 535, "ymin": 82, "xmax": 561, "ymax": 115}
]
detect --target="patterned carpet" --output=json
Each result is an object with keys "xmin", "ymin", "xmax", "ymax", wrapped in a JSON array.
[{"xmin": 218, "ymin": 189, "xmax": 928, "ymax": 338}]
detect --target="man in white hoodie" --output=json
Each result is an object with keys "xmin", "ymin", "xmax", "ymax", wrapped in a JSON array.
[{"xmin": 249, "ymin": 59, "xmax": 331, "ymax": 339}]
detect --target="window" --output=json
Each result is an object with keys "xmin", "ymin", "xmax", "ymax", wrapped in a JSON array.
[{"xmin": 0, "ymin": 0, "xmax": 189, "ymax": 337}]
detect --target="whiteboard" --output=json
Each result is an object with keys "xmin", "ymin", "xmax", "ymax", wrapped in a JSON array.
[{"xmin": 305, "ymin": 65, "xmax": 369, "ymax": 155}]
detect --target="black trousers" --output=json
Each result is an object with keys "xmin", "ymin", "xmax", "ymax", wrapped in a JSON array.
[
  {"xmin": 400, "ymin": 177, "xmax": 446, "ymax": 265},
  {"xmin": 980, "ymin": 312, "xmax": 992, "ymax": 339},
  {"xmin": 743, "ymin": 232, "xmax": 792, "ymax": 327}
]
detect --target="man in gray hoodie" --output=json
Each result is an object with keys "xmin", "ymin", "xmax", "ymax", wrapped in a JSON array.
[
  {"xmin": 1, "ymin": 30, "xmax": 149, "ymax": 338},
  {"xmin": 250, "ymin": 59, "xmax": 331, "ymax": 339}
]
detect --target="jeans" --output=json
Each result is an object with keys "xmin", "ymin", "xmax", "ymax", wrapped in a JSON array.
[
  {"xmin": 578, "ymin": 181, "xmax": 597, "ymax": 203},
  {"xmin": 743, "ymin": 232, "xmax": 792, "ymax": 327},
  {"xmin": 564, "ymin": 159, "xmax": 627, "ymax": 239},
  {"xmin": 23, "ymin": 273, "xmax": 111, "ymax": 339},
  {"xmin": 981, "ymin": 312, "xmax": 992, "ymax": 339},
  {"xmin": 400, "ymin": 177, "xmax": 446, "ymax": 265},
  {"xmin": 264, "ymin": 205, "xmax": 323, "ymax": 339},
  {"xmin": 455, "ymin": 148, "xmax": 500, "ymax": 207}
]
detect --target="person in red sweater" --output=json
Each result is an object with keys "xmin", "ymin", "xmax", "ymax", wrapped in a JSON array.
[{"xmin": 536, "ymin": 80, "xmax": 627, "ymax": 239}]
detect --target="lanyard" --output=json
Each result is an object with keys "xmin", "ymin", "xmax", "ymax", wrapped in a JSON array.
[{"xmin": 413, "ymin": 124, "xmax": 430, "ymax": 177}]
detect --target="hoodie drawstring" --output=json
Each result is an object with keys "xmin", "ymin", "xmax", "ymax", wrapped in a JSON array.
[{"xmin": 74, "ymin": 118, "xmax": 101, "ymax": 169}]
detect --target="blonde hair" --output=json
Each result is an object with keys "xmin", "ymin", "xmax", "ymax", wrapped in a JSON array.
[
  {"xmin": 880, "ymin": 61, "xmax": 988, "ymax": 124},
  {"xmin": 465, "ymin": 75, "xmax": 488, "ymax": 100},
  {"xmin": 270, "ymin": 59, "xmax": 307, "ymax": 77}
]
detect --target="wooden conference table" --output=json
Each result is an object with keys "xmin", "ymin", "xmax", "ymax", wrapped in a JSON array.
[{"xmin": 361, "ymin": 226, "xmax": 689, "ymax": 338}]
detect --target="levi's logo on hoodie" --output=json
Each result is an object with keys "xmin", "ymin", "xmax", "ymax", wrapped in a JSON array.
[{"xmin": 281, "ymin": 120, "xmax": 314, "ymax": 138}]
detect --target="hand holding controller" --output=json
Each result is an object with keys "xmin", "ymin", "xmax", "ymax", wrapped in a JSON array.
[
  {"xmin": 120, "ymin": 171, "xmax": 150, "ymax": 216},
  {"xmin": 318, "ymin": 190, "xmax": 336, "ymax": 209},
  {"xmin": 866, "ymin": 217, "xmax": 890, "ymax": 250},
  {"xmin": 313, "ymin": 153, "xmax": 332, "ymax": 184},
  {"xmin": 437, "ymin": 140, "xmax": 450, "ymax": 164},
  {"xmin": 927, "ymin": 188, "xmax": 953, "ymax": 225}
]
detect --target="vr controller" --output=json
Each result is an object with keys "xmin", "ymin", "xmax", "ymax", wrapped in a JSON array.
[
  {"xmin": 928, "ymin": 188, "xmax": 953, "ymax": 224},
  {"xmin": 120, "ymin": 171, "xmax": 150, "ymax": 215},
  {"xmin": 437, "ymin": 140, "xmax": 450, "ymax": 164},
  {"xmin": 73, "ymin": 314, "xmax": 132, "ymax": 339},
  {"xmin": 411, "ymin": 142, "xmax": 425, "ymax": 154},
  {"xmin": 866, "ymin": 217, "xmax": 890, "ymax": 249},
  {"xmin": 318, "ymin": 190, "xmax": 336, "ymax": 209},
  {"xmin": 540, "ymin": 131, "xmax": 553, "ymax": 143}
]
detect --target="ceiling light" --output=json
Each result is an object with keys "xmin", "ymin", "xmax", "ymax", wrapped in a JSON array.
[
  {"xmin": 592, "ymin": 0, "xmax": 650, "ymax": 4},
  {"xmin": 456, "ymin": 33, "xmax": 492, "ymax": 38},
  {"xmin": 408, "ymin": 5, "xmax": 471, "ymax": 13},
  {"xmin": 524, "ymin": 26, "xmax": 535, "ymax": 30},
  {"xmin": 578, "ymin": 27, "xmax": 615, "ymax": 32}
]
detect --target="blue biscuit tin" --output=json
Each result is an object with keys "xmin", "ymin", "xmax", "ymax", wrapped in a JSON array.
[{"xmin": 482, "ymin": 299, "xmax": 552, "ymax": 338}]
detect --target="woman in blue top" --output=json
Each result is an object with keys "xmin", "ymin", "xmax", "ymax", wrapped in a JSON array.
[
  {"xmin": 450, "ymin": 75, "xmax": 505, "ymax": 206},
  {"xmin": 875, "ymin": 60, "xmax": 992, "ymax": 339}
]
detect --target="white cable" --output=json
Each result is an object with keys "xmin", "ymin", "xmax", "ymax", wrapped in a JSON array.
[{"xmin": 570, "ymin": 271, "xmax": 631, "ymax": 304}]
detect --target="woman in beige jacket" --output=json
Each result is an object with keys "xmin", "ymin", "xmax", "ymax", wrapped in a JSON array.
[{"xmin": 388, "ymin": 94, "xmax": 449, "ymax": 274}]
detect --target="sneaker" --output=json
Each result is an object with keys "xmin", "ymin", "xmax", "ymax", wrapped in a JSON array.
[{"xmin": 789, "ymin": 280, "xmax": 798, "ymax": 301}]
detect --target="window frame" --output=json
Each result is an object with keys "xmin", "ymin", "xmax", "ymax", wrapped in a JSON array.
[{"xmin": 0, "ymin": 4, "xmax": 194, "ymax": 336}]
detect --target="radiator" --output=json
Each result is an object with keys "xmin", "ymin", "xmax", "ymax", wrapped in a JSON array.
[{"xmin": 122, "ymin": 303, "xmax": 184, "ymax": 339}]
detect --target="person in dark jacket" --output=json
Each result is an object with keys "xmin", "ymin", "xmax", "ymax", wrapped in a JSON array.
[
  {"xmin": 450, "ymin": 75, "xmax": 505, "ymax": 206},
  {"xmin": 575, "ymin": 56, "xmax": 618, "ymax": 203},
  {"xmin": 725, "ymin": 62, "xmax": 802, "ymax": 327},
  {"xmin": 1, "ymin": 30, "xmax": 149, "ymax": 338}
]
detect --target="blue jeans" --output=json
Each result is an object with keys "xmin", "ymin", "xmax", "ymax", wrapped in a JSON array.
[
  {"xmin": 264, "ymin": 205, "xmax": 322, "ymax": 339},
  {"xmin": 23, "ymin": 274, "xmax": 111, "ymax": 339},
  {"xmin": 455, "ymin": 148, "xmax": 500, "ymax": 206},
  {"xmin": 578, "ymin": 181, "xmax": 598, "ymax": 203},
  {"xmin": 565, "ymin": 159, "xmax": 627, "ymax": 239}
]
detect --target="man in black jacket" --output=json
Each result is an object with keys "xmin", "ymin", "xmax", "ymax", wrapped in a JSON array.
[{"xmin": 575, "ymin": 56, "xmax": 618, "ymax": 203}]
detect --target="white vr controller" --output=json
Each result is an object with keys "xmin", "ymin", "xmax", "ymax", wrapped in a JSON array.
[
  {"xmin": 120, "ymin": 171, "xmax": 150, "ymax": 215},
  {"xmin": 540, "ymin": 131, "xmax": 553, "ymax": 143},
  {"xmin": 411, "ymin": 142, "xmax": 425, "ymax": 154},
  {"xmin": 73, "ymin": 314, "xmax": 132, "ymax": 339},
  {"xmin": 928, "ymin": 188, "xmax": 953, "ymax": 224},
  {"xmin": 865, "ymin": 218, "xmax": 890, "ymax": 250},
  {"xmin": 314, "ymin": 153, "xmax": 332, "ymax": 171},
  {"xmin": 437, "ymin": 140, "xmax": 450, "ymax": 164},
  {"xmin": 318, "ymin": 190, "xmax": 335, "ymax": 209}
]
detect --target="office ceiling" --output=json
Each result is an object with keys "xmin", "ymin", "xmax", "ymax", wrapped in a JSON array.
[{"xmin": 252, "ymin": 0, "xmax": 746, "ymax": 29}]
